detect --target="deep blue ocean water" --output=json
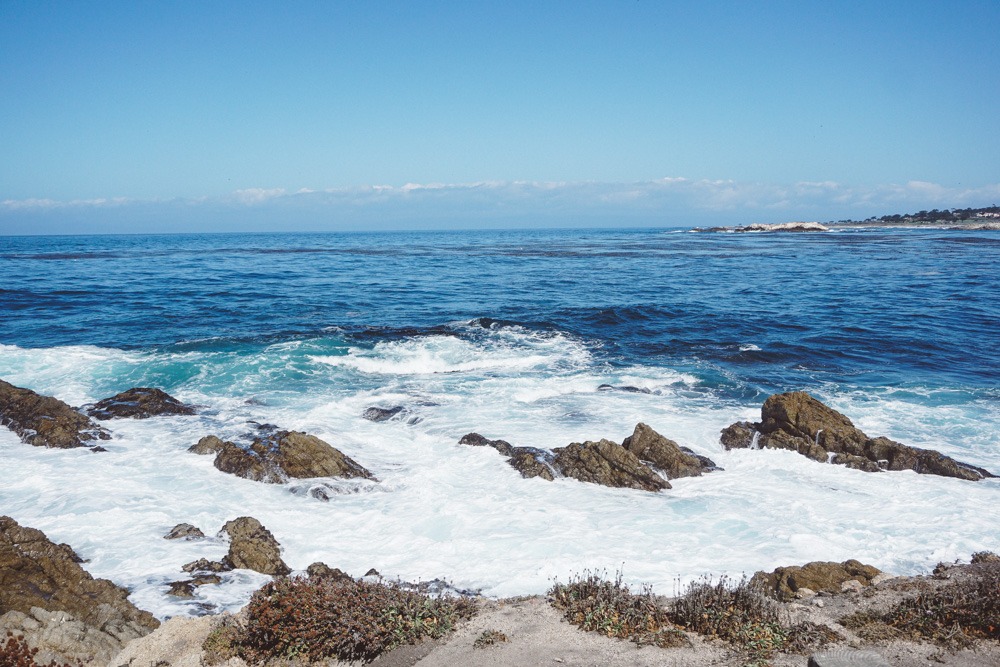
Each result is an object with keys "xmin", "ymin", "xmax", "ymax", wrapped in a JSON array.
[{"xmin": 1, "ymin": 226, "xmax": 999, "ymax": 616}]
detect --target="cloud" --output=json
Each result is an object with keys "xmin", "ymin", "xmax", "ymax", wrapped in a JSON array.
[{"xmin": 3, "ymin": 178, "xmax": 999, "ymax": 233}]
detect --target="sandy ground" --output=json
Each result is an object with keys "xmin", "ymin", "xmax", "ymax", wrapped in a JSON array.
[{"xmin": 110, "ymin": 571, "xmax": 1000, "ymax": 667}]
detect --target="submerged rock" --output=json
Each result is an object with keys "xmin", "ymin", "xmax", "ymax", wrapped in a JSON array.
[
  {"xmin": 552, "ymin": 439, "xmax": 670, "ymax": 492},
  {"xmin": 362, "ymin": 406, "xmax": 405, "ymax": 422},
  {"xmin": 0, "ymin": 516, "xmax": 158, "ymax": 665},
  {"xmin": 199, "ymin": 429, "xmax": 377, "ymax": 484},
  {"xmin": 722, "ymin": 391, "xmax": 995, "ymax": 481},
  {"xmin": 86, "ymin": 387, "xmax": 196, "ymax": 420},
  {"xmin": 751, "ymin": 559, "xmax": 882, "ymax": 601},
  {"xmin": 220, "ymin": 517, "xmax": 290, "ymax": 576},
  {"xmin": 459, "ymin": 432, "xmax": 555, "ymax": 480},
  {"xmin": 0, "ymin": 379, "xmax": 111, "ymax": 449}
]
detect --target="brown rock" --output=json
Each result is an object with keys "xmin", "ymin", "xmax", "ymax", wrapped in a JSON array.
[
  {"xmin": 188, "ymin": 434, "xmax": 226, "ymax": 455},
  {"xmin": 181, "ymin": 558, "xmax": 229, "ymax": 574},
  {"xmin": 0, "ymin": 379, "xmax": 111, "ymax": 449},
  {"xmin": 306, "ymin": 562, "xmax": 353, "ymax": 581},
  {"xmin": 220, "ymin": 517, "xmax": 290, "ymax": 576},
  {"xmin": 208, "ymin": 430, "xmax": 376, "ymax": 484},
  {"xmin": 751, "ymin": 559, "xmax": 882, "ymax": 601},
  {"xmin": 458, "ymin": 432, "xmax": 555, "ymax": 480},
  {"xmin": 86, "ymin": 387, "xmax": 196, "ymax": 420},
  {"xmin": 0, "ymin": 516, "xmax": 157, "ymax": 664},
  {"xmin": 621, "ymin": 423, "xmax": 717, "ymax": 479},
  {"xmin": 163, "ymin": 523, "xmax": 204, "ymax": 540},
  {"xmin": 552, "ymin": 439, "xmax": 670, "ymax": 492},
  {"xmin": 722, "ymin": 391, "xmax": 995, "ymax": 481}
]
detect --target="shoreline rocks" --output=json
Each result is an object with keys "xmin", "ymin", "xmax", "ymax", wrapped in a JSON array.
[
  {"xmin": 0, "ymin": 379, "xmax": 111, "ymax": 449},
  {"xmin": 751, "ymin": 559, "xmax": 882, "ymax": 601},
  {"xmin": 0, "ymin": 516, "xmax": 158, "ymax": 665},
  {"xmin": 190, "ymin": 429, "xmax": 378, "ymax": 484},
  {"xmin": 721, "ymin": 391, "xmax": 995, "ymax": 481},
  {"xmin": 85, "ymin": 387, "xmax": 196, "ymax": 420},
  {"xmin": 179, "ymin": 516, "xmax": 290, "ymax": 578}
]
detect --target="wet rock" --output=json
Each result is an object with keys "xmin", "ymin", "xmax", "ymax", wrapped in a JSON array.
[
  {"xmin": 181, "ymin": 558, "xmax": 229, "ymax": 574},
  {"xmin": 86, "ymin": 387, "xmax": 196, "ymax": 420},
  {"xmin": 188, "ymin": 434, "xmax": 226, "ymax": 455},
  {"xmin": 163, "ymin": 523, "xmax": 204, "ymax": 540},
  {"xmin": 751, "ymin": 559, "xmax": 882, "ymax": 601},
  {"xmin": 0, "ymin": 379, "xmax": 111, "ymax": 449},
  {"xmin": 621, "ymin": 423, "xmax": 718, "ymax": 478},
  {"xmin": 220, "ymin": 517, "xmax": 290, "ymax": 576},
  {"xmin": 597, "ymin": 384, "xmax": 653, "ymax": 394},
  {"xmin": 307, "ymin": 562, "xmax": 353, "ymax": 581},
  {"xmin": 207, "ymin": 429, "xmax": 377, "ymax": 484},
  {"xmin": 721, "ymin": 391, "xmax": 995, "ymax": 481},
  {"xmin": 166, "ymin": 574, "xmax": 222, "ymax": 598},
  {"xmin": 459, "ymin": 433, "xmax": 555, "ymax": 480},
  {"xmin": 0, "ymin": 516, "xmax": 158, "ymax": 665},
  {"xmin": 362, "ymin": 406, "xmax": 405, "ymax": 422},
  {"xmin": 552, "ymin": 439, "xmax": 670, "ymax": 492}
]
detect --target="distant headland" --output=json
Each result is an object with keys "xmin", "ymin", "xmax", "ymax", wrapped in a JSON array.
[{"xmin": 694, "ymin": 205, "xmax": 1000, "ymax": 233}]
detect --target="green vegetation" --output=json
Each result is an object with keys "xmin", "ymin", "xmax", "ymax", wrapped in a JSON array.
[
  {"xmin": 203, "ymin": 575, "xmax": 476, "ymax": 664},
  {"xmin": 835, "ymin": 205, "xmax": 1000, "ymax": 226}
]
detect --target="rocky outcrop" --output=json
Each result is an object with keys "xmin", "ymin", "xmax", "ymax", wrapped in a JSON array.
[
  {"xmin": 751, "ymin": 559, "xmax": 882, "ymax": 601},
  {"xmin": 197, "ymin": 429, "xmax": 377, "ymax": 484},
  {"xmin": 307, "ymin": 562, "xmax": 353, "ymax": 582},
  {"xmin": 220, "ymin": 517, "xmax": 290, "ymax": 576},
  {"xmin": 164, "ymin": 523, "xmax": 205, "ymax": 540},
  {"xmin": 622, "ymin": 423, "xmax": 719, "ymax": 479},
  {"xmin": 362, "ymin": 406, "xmax": 405, "ymax": 422},
  {"xmin": 552, "ymin": 440, "xmax": 669, "ymax": 492},
  {"xmin": 0, "ymin": 379, "xmax": 111, "ymax": 449},
  {"xmin": 459, "ymin": 433, "xmax": 555, "ymax": 480},
  {"xmin": 0, "ymin": 516, "xmax": 158, "ymax": 665},
  {"xmin": 86, "ymin": 387, "xmax": 196, "ymax": 420},
  {"xmin": 721, "ymin": 391, "xmax": 995, "ymax": 481}
]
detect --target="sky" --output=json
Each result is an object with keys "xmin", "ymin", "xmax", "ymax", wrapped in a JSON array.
[{"xmin": 1, "ymin": 1, "xmax": 999, "ymax": 234}]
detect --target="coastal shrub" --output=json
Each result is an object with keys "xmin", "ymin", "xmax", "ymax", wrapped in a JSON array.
[
  {"xmin": 548, "ymin": 570, "xmax": 688, "ymax": 648},
  {"xmin": 671, "ymin": 575, "xmax": 787, "ymax": 663},
  {"xmin": 201, "ymin": 618, "xmax": 240, "ymax": 666},
  {"xmin": 472, "ymin": 629, "xmax": 508, "ymax": 648},
  {"xmin": 233, "ymin": 575, "xmax": 477, "ymax": 663},
  {"xmin": 862, "ymin": 561, "xmax": 1000, "ymax": 643},
  {"xmin": 0, "ymin": 632, "xmax": 78, "ymax": 667}
]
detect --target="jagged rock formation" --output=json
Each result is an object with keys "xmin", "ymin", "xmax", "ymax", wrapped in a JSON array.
[
  {"xmin": 622, "ymin": 423, "xmax": 719, "ymax": 479},
  {"xmin": 86, "ymin": 387, "xmax": 196, "ymax": 419},
  {"xmin": 306, "ymin": 561, "xmax": 353, "ymax": 582},
  {"xmin": 460, "ymin": 424, "xmax": 717, "ymax": 491},
  {"xmin": 552, "ymin": 439, "xmax": 669, "ymax": 492},
  {"xmin": 190, "ymin": 429, "xmax": 377, "ymax": 484},
  {"xmin": 0, "ymin": 516, "xmax": 158, "ymax": 665},
  {"xmin": 459, "ymin": 433, "xmax": 555, "ymax": 480},
  {"xmin": 751, "ymin": 559, "xmax": 882, "ymax": 601},
  {"xmin": 0, "ymin": 379, "xmax": 110, "ymax": 449},
  {"xmin": 163, "ymin": 523, "xmax": 205, "ymax": 540},
  {"xmin": 721, "ymin": 391, "xmax": 995, "ymax": 481},
  {"xmin": 180, "ymin": 517, "xmax": 290, "ymax": 577}
]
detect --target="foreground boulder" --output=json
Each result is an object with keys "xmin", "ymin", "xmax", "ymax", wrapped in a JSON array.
[
  {"xmin": 180, "ymin": 517, "xmax": 290, "ymax": 577},
  {"xmin": 460, "ymin": 424, "xmax": 717, "ymax": 492},
  {"xmin": 751, "ymin": 559, "xmax": 882, "ymax": 601},
  {"xmin": 0, "ymin": 379, "xmax": 110, "ymax": 449},
  {"xmin": 86, "ymin": 387, "xmax": 196, "ymax": 419},
  {"xmin": 0, "ymin": 516, "xmax": 158, "ymax": 665},
  {"xmin": 192, "ymin": 429, "xmax": 377, "ymax": 484},
  {"xmin": 721, "ymin": 391, "xmax": 995, "ymax": 481}
]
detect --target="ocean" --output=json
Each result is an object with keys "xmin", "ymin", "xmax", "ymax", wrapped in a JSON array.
[{"xmin": 1, "ymin": 226, "xmax": 998, "ymax": 618}]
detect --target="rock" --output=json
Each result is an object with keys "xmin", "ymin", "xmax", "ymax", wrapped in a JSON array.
[
  {"xmin": 220, "ymin": 517, "xmax": 290, "ymax": 576},
  {"xmin": 807, "ymin": 648, "xmax": 891, "ymax": 667},
  {"xmin": 181, "ymin": 558, "xmax": 229, "ymax": 574},
  {"xmin": 188, "ymin": 434, "xmax": 227, "ymax": 455},
  {"xmin": 0, "ymin": 516, "xmax": 158, "ymax": 665},
  {"xmin": 742, "ymin": 221, "xmax": 829, "ymax": 232},
  {"xmin": 306, "ymin": 562, "xmax": 353, "ymax": 581},
  {"xmin": 621, "ymin": 423, "xmax": 717, "ymax": 478},
  {"xmin": 109, "ymin": 615, "xmax": 218, "ymax": 667},
  {"xmin": 721, "ymin": 391, "xmax": 995, "ymax": 480},
  {"xmin": 596, "ymin": 384, "xmax": 652, "ymax": 394},
  {"xmin": 362, "ymin": 406, "xmax": 405, "ymax": 422},
  {"xmin": 208, "ymin": 429, "xmax": 377, "ymax": 484},
  {"xmin": 458, "ymin": 433, "xmax": 555, "ymax": 480},
  {"xmin": 0, "ymin": 379, "xmax": 111, "ymax": 449},
  {"xmin": 164, "ymin": 523, "xmax": 205, "ymax": 540},
  {"xmin": 751, "ymin": 559, "xmax": 882, "ymax": 601},
  {"xmin": 552, "ymin": 440, "xmax": 670, "ymax": 492},
  {"xmin": 86, "ymin": 387, "xmax": 196, "ymax": 420},
  {"xmin": 167, "ymin": 581, "xmax": 195, "ymax": 598}
]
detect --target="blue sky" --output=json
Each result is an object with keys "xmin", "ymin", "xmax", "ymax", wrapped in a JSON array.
[{"xmin": 2, "ymin": 1, "xmax": 999, "ymax": 234}]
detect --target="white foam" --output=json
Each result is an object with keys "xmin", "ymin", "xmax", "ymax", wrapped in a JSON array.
[{"xmin": 1, "ymin": 335, "xmax": 998, "ymax": 620}]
